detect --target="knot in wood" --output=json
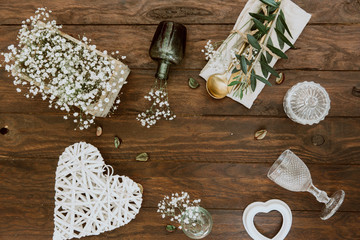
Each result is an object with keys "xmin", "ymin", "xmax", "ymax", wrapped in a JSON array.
[{"xmin": 311, "ymin": 135, "xmax": 325, "ymax": 146}]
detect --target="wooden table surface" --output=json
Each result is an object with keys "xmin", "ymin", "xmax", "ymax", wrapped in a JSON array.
[{"xmin": 0, "ymin": 0, "xmax": 359, "ymax": 239}]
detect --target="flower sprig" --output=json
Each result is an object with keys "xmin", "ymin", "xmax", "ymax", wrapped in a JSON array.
[
  {"xmin": 203, "ymin": 0, "xmax": 293, "ymax": 99},
  {"xmin": 0, "ymin": 8, "xmax": 128, "ymax": 130},
  {"xmin": 137, "ymin": 78, "xmax": 175, "ymax": 128},
  {"xmin": 157, "ymin": 192, "xmax": 201, "ymax": 229}
]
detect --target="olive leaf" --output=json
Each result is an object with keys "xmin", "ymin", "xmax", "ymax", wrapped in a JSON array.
[
  {"xmin": 252, "ymin": 18, "xmax": 268, "ymax": 35},
  {"xmin": 232, "ymin": 67, "xmax": 240, "ymax": 74},
  {"xmin": 275, "ymin": 28, "xmax": 295, "ymax": 48},
  {"xmin": 228, "ymin": 80, "xmax": 241, "ymax": 86},
  {"xmin": 247, "ymin": 34, "xmax": 261, "ymax": 50},
  {"xmin": 250, "ymin": 70, "xmax": 257, "ymax": 91},
  {"xmin": 260, "ymin": 0, "xmax": 279, "ymax": 8},
  {"xmin": 266, "ymin": 38, "xmax": 274, "ymax": 63},
  {"xmin": 275, "ymin": 19, "xmax": 285, "ymax": 49},
  {"xmin": 188, "ymin": 77, "xmax": 200, "ymax": 89},
  {"xmin": 240, "ymin": 55, "xmax": 248, "ymax": 74},
  {"xmin": 260, "ymin": 54, "xmax": 269, "ymax": 77},
  {"xmin": 249, "ymin": 12, "xmax": 275, "ymax": 21},
  {"xmin": 279, "ymin": 10, "xmax": 293, "ymax": 38},
  {"xmin": 254, "ymin": 74, "xmax": 272, "ymax": 86},
  {"xmin": 267, "ymin": 44, "xmax": 288, "ymax": 59},
  {"xmin": 260, "ymin": 61, "xmax": 280, "ymax": 77},
  {"xmin": 267, "ymin": 5, "xmax": 278, "ymax": 14}
]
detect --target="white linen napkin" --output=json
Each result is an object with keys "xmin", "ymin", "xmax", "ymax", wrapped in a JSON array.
[{"xmin": 199, "ymin": 0, "xmax": 311, "ymax": 109}]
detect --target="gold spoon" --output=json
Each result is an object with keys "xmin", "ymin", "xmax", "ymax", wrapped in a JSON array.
[
  {"xmin": 206, "ymin": 43, "xmax": 246, "ymax": 99},
  {"xmin": 206, "ymin": 5, "xmax": 279, "ymax": 100},
  {"xmin": 206, "ymin": 71, "xmax": 233, "ymax": 99}
]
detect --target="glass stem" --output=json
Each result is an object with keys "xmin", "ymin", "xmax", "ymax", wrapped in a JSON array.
[{"xmin": 307, "ymin": 183, "xmax": 331, "ymax": 205}]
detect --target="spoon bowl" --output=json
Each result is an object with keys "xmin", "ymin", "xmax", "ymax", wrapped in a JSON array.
[{"xmin": 206, "ymin": 72, "xmax": 232, "ymax": 99}]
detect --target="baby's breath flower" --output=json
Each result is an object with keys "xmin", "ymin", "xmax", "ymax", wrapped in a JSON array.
[
  {"xmin": 157, "ymin": 192, "xmax": 201, "ymax": 228},
  {"xmin": 137, "ymin": 79, "xmax": 175, "ymax": 128},
  {"xmin": 1, "ymin": 8, "xmax": 127, "ymax": 130}
]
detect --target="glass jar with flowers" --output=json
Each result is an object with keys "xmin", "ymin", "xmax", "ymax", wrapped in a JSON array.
[{"xmin": 157, "ymin": 192, "xmax": 213, "ymax": 239}]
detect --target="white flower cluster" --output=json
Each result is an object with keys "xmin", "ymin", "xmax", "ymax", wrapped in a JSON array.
[
  {"xmin": 157, "ymin": 192, "xmax": 201, "ymax": 229},
  {"xmin": 201, "ymin": 40, "xmax": 217, "ymax": 60},
  {"xmin": 230, "ymin": 48, "xmax": 240, "ymax": 65},
  {"xmin": 0, "ymin": 8, "xmax": 127, "ymax": 130},
  {"xmin": 136, "ymin": 80, "xmax": 175, "ymax": 128}
]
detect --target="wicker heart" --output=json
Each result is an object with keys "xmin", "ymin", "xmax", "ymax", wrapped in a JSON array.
[
  {"xmin": 53, "ymin": 142, "xmax": 143, "ymax": 240},
  {"xmin": 243, "ymin": 199, "xmax": 292, "ymax": 240}
]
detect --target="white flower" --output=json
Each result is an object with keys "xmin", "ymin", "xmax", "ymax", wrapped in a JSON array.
[{"xmin": 1, "ymin": 8, "xmax": 128, "ymax": 130}]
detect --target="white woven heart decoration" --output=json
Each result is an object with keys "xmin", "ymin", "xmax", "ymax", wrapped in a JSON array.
[{"xmin": 53, "ymin": 142, "xmax": 143, "ymax": 240}]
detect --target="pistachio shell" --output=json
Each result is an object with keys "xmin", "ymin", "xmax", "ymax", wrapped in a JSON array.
[
  {"xmin": 188, "ymin": 77, "xmax": 200, "ymax": 89},
  {"xmin": 166, "ymin": 224, "xmax": 176, "ymax": 233},
  {"xmin": 255, "ymin": 129, "xmax": 267, "ymax": 140},
  {"xmin": 137, "ymin": 183, "xmax": 144, "ymax": 194},
  {"xmin": 96, "ymin": 126, "xmax": 102, "ymax": 137},
  {"xmin": 136, "ymin": 152, "xmax": 149, "ymax": 162},
  {"xmin": 275, "ymin": 72, "xmax": 285, "ymax": 85},
  {"xmin": 114, "ymin": 136, "xmax": 122, "ymax": 148}
]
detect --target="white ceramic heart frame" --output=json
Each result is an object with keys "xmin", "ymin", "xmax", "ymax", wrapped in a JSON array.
[{"xmin": 243, "ymin": 199, "xmax": 292, "ymax": 240}]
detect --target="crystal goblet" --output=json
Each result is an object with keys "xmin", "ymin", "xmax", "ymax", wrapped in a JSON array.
[{"xmin": 267, "ymin": 149, "xmax": 345, "ymax": 220}]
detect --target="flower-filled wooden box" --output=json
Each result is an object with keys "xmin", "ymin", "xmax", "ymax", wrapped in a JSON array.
[
  {"xmin": 12, "ymin": 21, "xmax": 130, "ymax": 118},
  {"xmin": 2, "ymin": 9, "xmax": 131, "ymax": 129}
]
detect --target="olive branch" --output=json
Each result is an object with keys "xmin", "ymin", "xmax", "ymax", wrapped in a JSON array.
[{"xmin": 228, "ymin": 0, "xmax": 293, "ymax": 99}]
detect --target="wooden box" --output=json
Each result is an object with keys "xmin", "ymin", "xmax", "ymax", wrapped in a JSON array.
[{"xmin": 12, "ymin": 21, "xmax": 130, "ymax": 117}]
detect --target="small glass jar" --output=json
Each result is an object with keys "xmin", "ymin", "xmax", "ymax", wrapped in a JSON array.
[
  {"xmin": 283, "ymin": 81, "xmax": 330, "ymax": 125},
  {"xmin": 181, "ymin": 207, "xmax": 213, "ymax": 239}
]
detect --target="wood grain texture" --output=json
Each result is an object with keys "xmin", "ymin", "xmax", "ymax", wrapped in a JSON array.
[
  {"xmin": 1, "ymin": 70, "xmax": 359, "ymax": 116},
  {"xmin": 0, "ymin": 206, "xmax": 359, "ymax": 240},
  {"xmin": 0, "ymin": 160, "xmax": 358, "ymax": 211},
  {"xmin": 0, "ymin": 0, "xmax": 359, "ymax": 239},
  {"xmin": 0, "ymin": 114, "xmax": 359, "ymax": 164},
  {"xmin": 0, "ymin": 25, "xmax": 359, "ymax": 71},
  {"xmin": 0, "ymin": 0, "xmax": 359, "ymax": 25}
]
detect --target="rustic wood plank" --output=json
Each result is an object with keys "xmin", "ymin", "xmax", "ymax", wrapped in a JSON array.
[
  {"xmin": 0, "ymin": 0, "xmax": 359, "ymax": 25},
  {"xmin": 0, "ymin": 25, "xmax": 359, "ymax": 71},
  {"xmin": 0, "ymin": 1, "xmax": 358, "ymax": 240},
  {"xmin": 0, "ymin": 160, "xmax": 358, "ymax": 211},
  {"xmin": 0, "ymin": 205, "xmax": 358, "ymax": 240},
  {"xmin": 1, "ymin": 70, "xmax": 359, "ymax": 117},
  {"xmin": 0, "ymin": 114, "xmax": 359, "ymax": 164}
]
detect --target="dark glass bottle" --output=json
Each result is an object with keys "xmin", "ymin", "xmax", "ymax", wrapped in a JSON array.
[{"xmin": 149, "ymin": 21, "xmax": 187, "ymax": 81}]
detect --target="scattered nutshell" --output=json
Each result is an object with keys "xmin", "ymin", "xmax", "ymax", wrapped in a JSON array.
[
  {"xmin": 114, "ymin": 136, "xmax": 122, "ymax": 148},
  {"xmin": 137, "ymin": 183, "xmax": 144, "ymax": 194},
  {"xmin": 166, "ymin": 224, "xmax": 176, "ymax": 233},
  {"xmin": 275, "ymin": 72, "xmax": 285, "ymax": 85},
  {"xmin": 188, "ymin": 77, "xmax": 200, "ymax": 89},
  {"xmin": 352, "ymin": 86, "xmax": 360, "ymax": 97},
  {"xmin": 136, "ymin": 152, "xmax": 149, "ymax": 162},
  {"xmin": 96, "ymin": 126, "xmax": 102, "ymax": 137},
  {"xmin": 255, "ymin": 129, "xmax": 267, "ymax": 140}
]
